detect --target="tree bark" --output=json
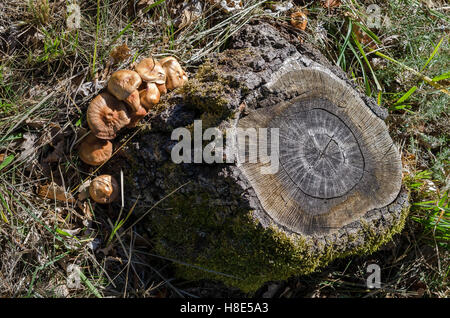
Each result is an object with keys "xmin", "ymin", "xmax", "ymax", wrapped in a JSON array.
[{"xmin": 106, "ymin": 21, "xmax": 409, "ymax": 292}]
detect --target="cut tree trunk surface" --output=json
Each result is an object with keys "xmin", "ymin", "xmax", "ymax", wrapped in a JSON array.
[
  {"xmin": 104, "ymin": 21, "xmax": 409, "ymax": 292},
  {"xmin": 237, "ymin": 66, "xmax": 402, "ymax": 236}
]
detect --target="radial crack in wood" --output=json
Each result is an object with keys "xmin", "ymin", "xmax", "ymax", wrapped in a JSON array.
[{"xmin": 236, "ymin": 68, "xmax": 402, "ymax": 235}]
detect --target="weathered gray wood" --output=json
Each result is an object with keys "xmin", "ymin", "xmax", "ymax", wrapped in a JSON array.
[{"xmin": 236, "ymin": 66, "xmax": 402, "ymax": 235}]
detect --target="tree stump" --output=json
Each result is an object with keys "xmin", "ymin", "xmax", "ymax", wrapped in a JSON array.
[{"xmin": 108, "ymin": 22, "xmax": 409, "ymax": 292}]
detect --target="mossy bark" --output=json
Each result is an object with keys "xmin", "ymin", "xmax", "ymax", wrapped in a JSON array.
[{"xmin": 105, "ymin": 21, "xmax": 409, "ymax": 292}]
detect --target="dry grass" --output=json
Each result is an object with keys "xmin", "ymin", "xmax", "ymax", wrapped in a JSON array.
[{"xmin": 0, "ymin": 0, "xmax": 448, "ymax": 298}]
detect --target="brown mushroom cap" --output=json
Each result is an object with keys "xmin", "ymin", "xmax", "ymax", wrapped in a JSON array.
[
  {"xmin": 156, "ymin": 83, "xmax": 167, "ymax": 95},
  {"xmin": 79, "ymin": 133, "xmax": 113, "ymax": 166},
  {"xmin": 139, "ymin": 82, "xmax": 160, "ymax": 110},
  {"xmin": 87, "ymin": 92, "xmax": 131, "ymax": 140},
  {"xmin": 290, "ymin": 11, "xmax": 308, "ymax": 31},
  {"xmin": 159, "ymin": 57, "xmax": 188, "ymax": 90},
  {"xmin": 127, "ymin": 106, "xmax": 148, "ymax": 128},
  {"xmin": 135, "ymin": 58, "xmax": 166, "ymax": 85},
  {"xmin": 89, "ymin": 174, "xmax": 119, "ymax": 204},
  {"xmin": 107, "ymin": 70, "xmax": 142, "ymax": 111},
  {"xmin": 124, "ymin": 89, "xmax": 142, "ymax": 112}
]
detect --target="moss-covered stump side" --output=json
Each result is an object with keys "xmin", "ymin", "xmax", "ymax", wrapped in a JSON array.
[
  {"xmin": 147, "ymin": 162, "xmax": 409, "ymax": 293},
  {"xmin": 107, "ymin": 22, "xmax": 410, "ymax": 292}
]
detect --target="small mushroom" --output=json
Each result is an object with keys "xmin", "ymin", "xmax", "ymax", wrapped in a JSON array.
[
  {"xmin": 79, "ymin": 133, "xmax": 113, "ymax": 166},
  {"xmin": 159, "ymin": 57, "xmax": 188, "ymax": 90},
  {"xmin": 107, "ymin": 69, "xmax": 142, "ymax": 112},
  {"xmin": 89, "ymin": 174, "xmax": 119, "ymax": 204},
  {"xmin": 127, "ymin": 106, "xmax": 148, "ymax": 128},
  {"xmin": 139, "ymin": 82, "xmax": 160, "ymax": 110},
  {"xmin": 135, "ymin": 57, "xmax": 166, "ymax": 85},
  {"xmin": 290, "ymin": 11, "xmax": 308, "ymax": 31},
  {"xmin": 87, "ymin": 92, "xmax": 131, "ymax": 140},
  {"xmin": 156, "ymin": 83, "xmax": 167, "ymax": 95}
]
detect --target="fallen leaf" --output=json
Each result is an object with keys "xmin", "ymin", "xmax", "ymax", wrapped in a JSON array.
[
  {"xmin": 42, "ymin": 139, "xmax": 65, "ymax": 163},
  {"xmin": 25, "ymin": 118, "xmax": 48, "ymax": 129},
  {"xmin": 53, "ymin": 284, "xmax": 70, "ymax": 297},
  {"xmin": 215, "ymin": 0, "xmax": 243, "ymax": 13},
  {"xmin": 322, "ymin": 0, "xmax": 341, "ymax": 9},
  {"xmin": 66, "ymin": 264, "xmax": 81, "ymax": 289},
  {"xmin": 291, "ymin": 11, "xmax": 308, "ymax": 31},
  {"xmin": 137, "ymin": 0, "xmax": 155, "ymax": 12},
  {"xmin": 59, "ymin": 228, "xmax": 82, "ymax": 236},
  {"xmin": 266, "ymin": 1, "xmax": 293, "ymax": 13},
  {"xmin": 38, "ymin": 182, "xmax": 76, "ymax": 204},
  {"xmin": 17, "ymin": 132, "xmax": 38, "ymax": 163},
  {"xmin": 110, "ymin": 43, "xmax": 131, "ymax": 64},
  {"xmin": 352, "ymin": 24, "xmax": 377, "ymax": 50},
  {"xmin": 174, "ymin": 1, "xmax": 203, "ymax": 29},
  {"xmin": 77, "ymin": 200, "xmax": 93, "ymax": 221},
  {"xmin": 77, "ymin": 179, "xmax": 91, "ymax": 202}
]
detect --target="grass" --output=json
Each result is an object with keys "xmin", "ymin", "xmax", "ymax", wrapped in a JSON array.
[{"xmin": 0, "ymin": 0, "xmax": 449, "ymax": 297}]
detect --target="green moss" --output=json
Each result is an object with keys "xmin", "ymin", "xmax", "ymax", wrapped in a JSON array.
[
  {"xmin": 150, "ymin": 162, "xmax": 410, "ymax": 293},
  {"xmin": 181, "ymin": 49, "xmax": 252, "ymax": 118}
]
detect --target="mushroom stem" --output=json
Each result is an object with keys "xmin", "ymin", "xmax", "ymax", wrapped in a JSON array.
[
  {"xmin": 139, "ymin": 82, "xmax": 161, "ymax": 110},
  {"xmin": 127, "ymin": 106, "xmax": 148, "ymax": 128},
  {"xmin": 124, "ymin": 89, "xmax": 141, "ymax": 112},
  {"xmin": 156, "ymin": 83, "xmax": 167, "ymax": 95}
]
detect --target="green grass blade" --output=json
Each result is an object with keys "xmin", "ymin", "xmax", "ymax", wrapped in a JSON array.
[
  {"xmin": 26, "ymin": 252, "xmax": 70, "ymax": 297},
  {"xmin": 420, "ymin": 37, "xmax": 444, "ymax": 72},
  {"xmin": 374, "ymin": 51, "xmax": 450, "ymax": 96},
  {"xmin": 91, "ymin": 0, "xmax": 100, "ymax": 78},
  {"xmin": 354, "ymin": 21, "xmax": 381, "ymax": 44},
  {"xmin": 352, "ymin": 32, "xmax": 382, "ymax": 92},
  {"xmin": 0, "ymin": 154, "xmax": 14, "ymax": 170},
  {"xmin": 79, "ymin": 270, "xmax": 102, "ymax": 298},
  {"xmin": 347, "ymin": 41, "xmax": 370, "ymax": 95},
  {"xmin": 432, "ymin": 71, "xmax": 450, "ymax": 82},
  {"xmin": 0, "ymin": 191, "xmax": 10, "ymax": 223},
  {"xmin": 394, "ymin": 86, "xmax": 418, "ymax": 105},
  {"xmin": 337, "ymin": 19, "xmax": 353, "ymax": 67}
]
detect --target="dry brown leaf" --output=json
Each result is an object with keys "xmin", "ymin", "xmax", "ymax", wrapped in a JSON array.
[
  {"xmin": 352, "ymin": 24, "xmax": 377, "ymax": 50},
  {"xmin": 110, "ymin": 43, "xmax": 131, "ymax": 64},
  {"xmin": 38, "ymin": 182, "xmax": 76, "ymax": 203},
  {"xmin": 77, "ymin": 179, "xmax": 91, "ymax": 202},
  {"xmin": 79, "ymin": 201, "xmax": 93, "ymax": 220},
  {"xmin": 209, "ymin": 0, "xmax": 243, "ymax": 13},
  {"xmin": 25, "ymin": 118, "xmax": 48, "ymax": 129},
  {"xmin": 137, "ymin": 0, "xmax": 155, "ymax": 11},
  {"xmin": 17, "ymin": 132, "xmax": 38, "ymax": 163},
  {"xmin": 290, "ymin": 11, "xmax": 308, "ymax": 31},
  {"xmin": 42, "ymin": 139, "xmax": 65, "ymax": 163},
  {"xmin": 322, "ymin": 0, "xmax": 341, "ymax": 9},
  {"xmin": 175, "ymin": 1, "xmax": 203, "ymax": 29},
  {"xmin": 0, "ymin": 153, "xmax": 5, "ymax": 163}
]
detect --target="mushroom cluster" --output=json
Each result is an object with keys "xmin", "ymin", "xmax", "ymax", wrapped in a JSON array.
[{"xmin": 79, "ymin": 56, "xmax": 188, "ymax": 203}]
